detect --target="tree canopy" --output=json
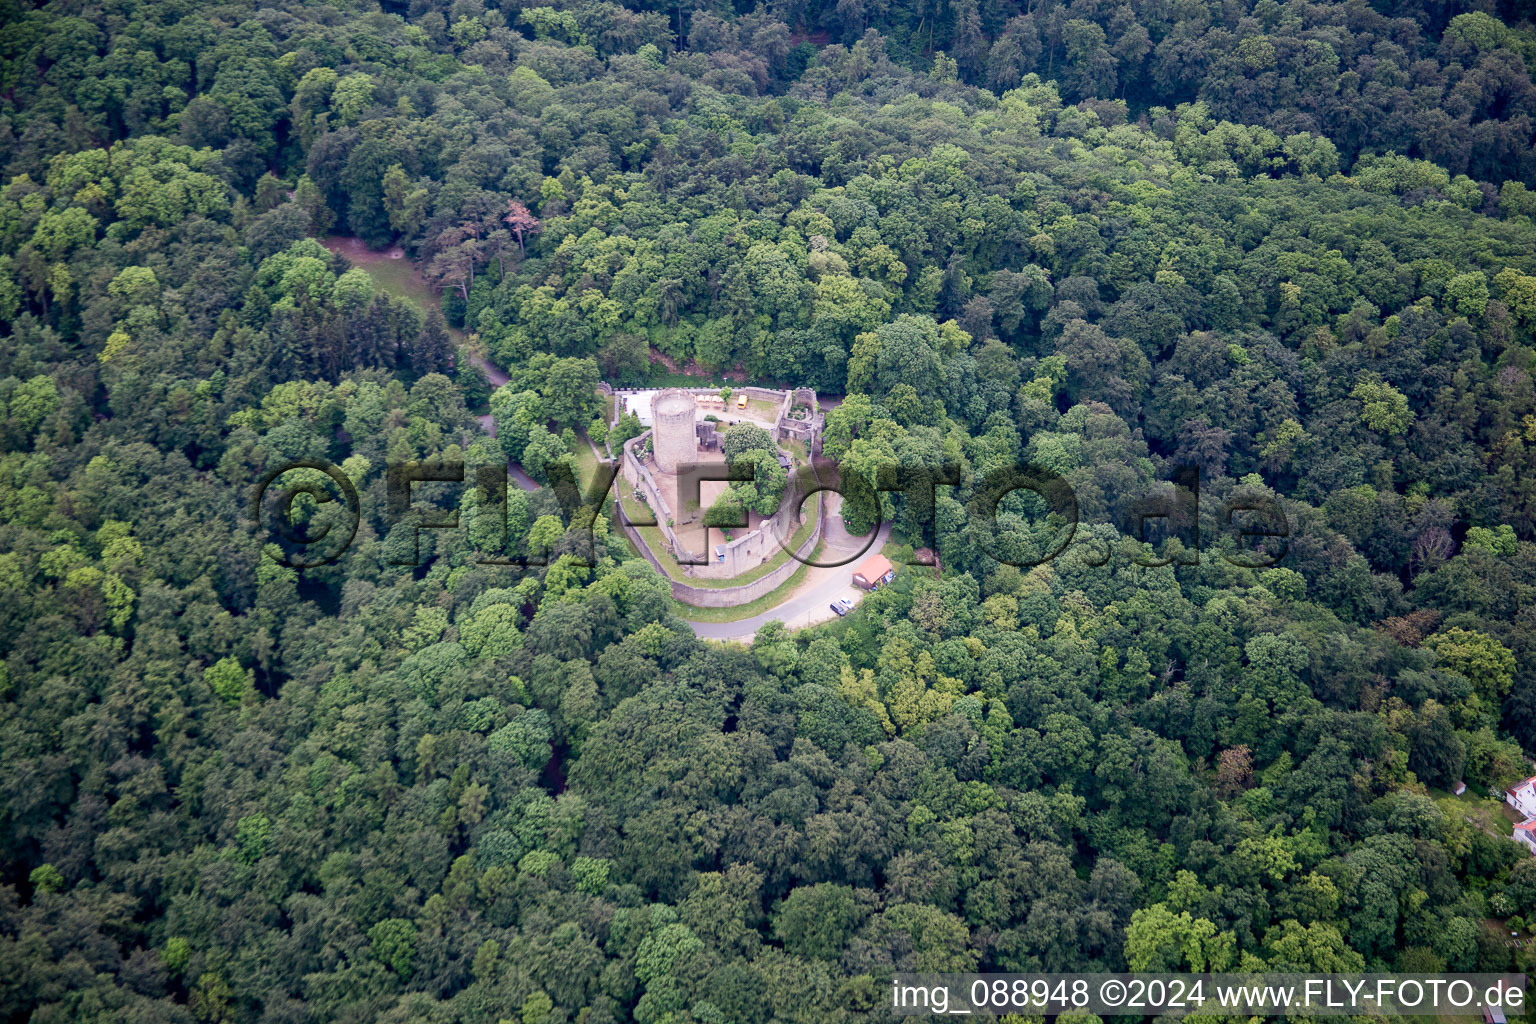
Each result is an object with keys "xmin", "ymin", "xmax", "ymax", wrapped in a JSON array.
[{"xmin": 5, "ymin": 0, "xmax": 1536, "ymax": 1018}]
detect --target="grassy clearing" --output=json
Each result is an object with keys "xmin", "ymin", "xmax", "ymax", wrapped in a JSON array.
[
  {"xmin": 322, "ymin": 237, "xmax": 441, "ymax": 310},
  {"xmin": 572, "ymin": 437, "xmax": 602, "ymax": 493},
  {"xmin": 1434, "ymin": 790, "xmax": 1516, "ymax": 839},
  {"xmin": 359, "ymin": 257, "xmax": 441, "ymax": 312},
  {"xmin": 321, "ymin": 237, "xmax": 469, "ymax": 343},
  {"xmin": 745, "ymin": 398, "xmax": 780, "ymax": 420}
]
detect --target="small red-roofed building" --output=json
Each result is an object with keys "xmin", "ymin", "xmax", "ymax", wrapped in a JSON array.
[
  {"xmin": 852, "ymin": 553, "xmax": 894, "ymax": 591},
  {"xmin": 1507, "ymin": 776, "xmax": 1536, "ymax": 817},
  {"xmin": 1515, "ymin": 820, "xmax": 1536, "ymax": 855}
]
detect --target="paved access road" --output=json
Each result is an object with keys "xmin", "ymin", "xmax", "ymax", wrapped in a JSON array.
[{"xmin": 685, "ymin": 506, "xmax": 890, "ymax": 641}]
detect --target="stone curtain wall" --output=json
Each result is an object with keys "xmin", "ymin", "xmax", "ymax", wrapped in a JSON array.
[
  {"xmin": 619, "ymin": 431, "xmax": 688, "ymax": 559},
  {"xmin": 620, "ymin": 426, "xmax": 815, "ymax": 586},
  {"xmin": 617, "ymin": 489, "xmax": 825, "ymax": 609},
  {"xmin": 609, "ymin": 385, "xmax": 797, "ymax": 426},
  {"xmin": 612, "ymin": 384, "xmax": 827, "ymax": 605},
  {"xmin": 706, "ymin": 455, "xmax": 824, "ymax": 578},
  {"xmin": 609, "ymin": 384, "xmax": 823, "ymax": 456},
  {"xmin": 774, "ymin": 387, "xmax": 821, "ymax": 449}
]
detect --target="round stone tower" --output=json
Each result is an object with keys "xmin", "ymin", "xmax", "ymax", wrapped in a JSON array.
[{"xmin": 651, "ymin": 389, "xmax": 697, "ymax": 474}]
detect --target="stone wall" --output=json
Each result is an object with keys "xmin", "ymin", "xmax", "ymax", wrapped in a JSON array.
[
  {"xmin": 619, "ymin": 426, "xmax": 807, "ymax": 578},
  {"xmin": 609, "ymin": 385, "xmax": 806, "ymax": 427},
  {"xmin": 774, "ymin": 387, "xmax": 821, "ymax": 450},
  {"xmin": 610, "ymin": 381, "xmax": 832, "ymax": 602},
  {"xmin": 617, "ymin": 490, "xmax": 824, "ymax": 608},
  {"xmin": 619, "ymin": 430, "xmax": 688, "ymax": 560},
  {"xmin": 617, "ymin": 424, "xmax": 826, "ymax": 607}
]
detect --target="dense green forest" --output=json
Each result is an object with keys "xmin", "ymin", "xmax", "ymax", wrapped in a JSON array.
[{"xmin": 6, "ymin": 0, "xmax": 1536, "ymax": 1018}]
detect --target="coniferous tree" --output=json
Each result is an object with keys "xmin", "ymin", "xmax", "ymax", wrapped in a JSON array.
[{"xmin": 408, "ymin": 306, "xmax": 454, "ymax": 380}]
